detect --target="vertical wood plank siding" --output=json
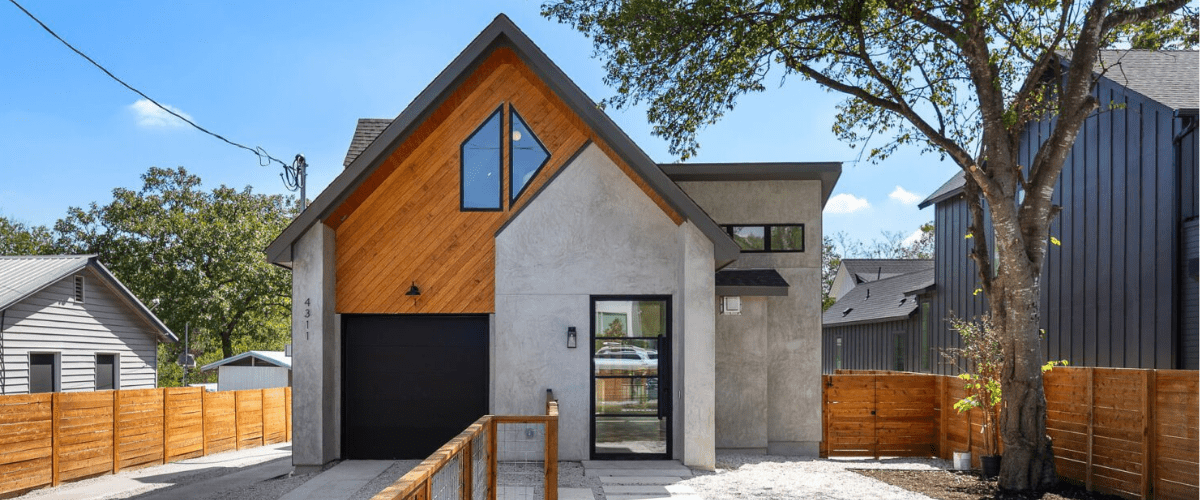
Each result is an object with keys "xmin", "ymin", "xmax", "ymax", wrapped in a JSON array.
[
  {"xmin": 330, "ymin": 47, "xmax": 682, "ymax": 315},
  {"xmin": 1, "ymin": 272, "xmax": 160, "ymax": 393},
  {"xmin": 921, "ymin": 77, "xmax": 1196, "ymax": 372}
]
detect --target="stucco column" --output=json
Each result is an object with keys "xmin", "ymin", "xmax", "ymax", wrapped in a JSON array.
[
  {"xmin": 291, "ymin": 223, "xmax": 339, "ymax": 471},
  {"xmin": 766, "ymin": 267, "xmax": 822, "ymax": 456},
  {"xmin": 679, "ymin": 221, "xmax": 716, "ymax": 470}
]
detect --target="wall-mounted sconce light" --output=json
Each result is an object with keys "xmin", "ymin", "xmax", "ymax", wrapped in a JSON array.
[
  {"xmin": 405, "ymin": 282, "xmax": 421, "ymax": 296},
  {"xmin": 567, "ymin": 326, "xmax": 577, "ymax": 348}
]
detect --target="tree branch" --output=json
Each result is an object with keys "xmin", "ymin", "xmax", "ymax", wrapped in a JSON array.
[{"xmin": 1103, "ymin": 0, "xmax": 1190, "ymax": 32}]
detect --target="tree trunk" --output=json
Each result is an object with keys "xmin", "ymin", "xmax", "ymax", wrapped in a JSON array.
[
  {"xmin": 992, "ymin": 215, "xmax": 1057, "ymax": 492},
  {"xmin": 221, "ymin": 331, "xmax": 233, "ymax": 360}
]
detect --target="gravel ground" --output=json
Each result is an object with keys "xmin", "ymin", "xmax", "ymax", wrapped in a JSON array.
[
  {"xmin": 349, "ymin": 460, "xmax": 422, "ymax": 500},
  {"xmin": 675, "ymin": 453, "xmax": 950, "ymax": 500}
]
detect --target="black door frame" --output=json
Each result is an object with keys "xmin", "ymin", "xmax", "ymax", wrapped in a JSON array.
[
  {"xmin": 340, "ymin": 313, "xmax": 490, "ymax": 460},
  {"xmin": 589, "ymin": 295, "xmax": 672, "ymax": 460}
]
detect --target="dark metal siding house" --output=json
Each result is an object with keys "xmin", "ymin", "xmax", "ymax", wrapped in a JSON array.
[
  {"xmin": 917, "ymin": 50, "xmax": 1199, "ymax": 373},
  {"xmin": 822, "ymin": 268, "xmax": 934, "ymax": 373}
]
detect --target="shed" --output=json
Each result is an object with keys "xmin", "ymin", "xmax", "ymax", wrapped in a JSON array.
[{"xmin": 199, "ymin": 350, "xmax": 291, "ymax": 391}]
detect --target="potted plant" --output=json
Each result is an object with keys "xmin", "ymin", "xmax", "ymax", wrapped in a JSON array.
[{"xmin": 942, "ymin": 315, "xmax": 1004, "ymax": 478}]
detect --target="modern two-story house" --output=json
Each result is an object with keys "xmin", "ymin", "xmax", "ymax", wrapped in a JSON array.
[{"xmin": 266, "ymin": 15, "xmax": 839, "ymax": 471}]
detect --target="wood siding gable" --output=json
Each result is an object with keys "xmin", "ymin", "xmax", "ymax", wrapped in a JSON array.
[{"xmin": 330, "ymin": 46, "xmax": 683, "ymax": 314}]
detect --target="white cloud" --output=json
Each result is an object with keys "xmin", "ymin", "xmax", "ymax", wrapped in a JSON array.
[
  {"xmin": 889, "ymin": 185, "xmax": 921, "ymax": 205},
  {"xmin": 129, "ymin": 99, "xmax": 192, "ymax": 128},
  {"xmin": 902, "ymin": 229, "xmax": 923, "ymax": 247},
  {"xmin": 825, "ymin": 193, "xmax": 871, "ymax": 214}
]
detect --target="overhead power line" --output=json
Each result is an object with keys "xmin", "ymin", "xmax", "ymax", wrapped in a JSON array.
[{"xmin": 6, "ymin": 0, "xmax": 291, "ymax": 171}]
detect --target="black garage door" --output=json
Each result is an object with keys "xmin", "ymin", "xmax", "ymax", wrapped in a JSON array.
[{"xmin": 342, "ymin": 314, "xmax": 489, "ymax": 459}]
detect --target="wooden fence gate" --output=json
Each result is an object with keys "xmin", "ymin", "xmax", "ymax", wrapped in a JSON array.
[{"xmin": 822, "ymin": 373, "xmax": 940, "ymax": 458}]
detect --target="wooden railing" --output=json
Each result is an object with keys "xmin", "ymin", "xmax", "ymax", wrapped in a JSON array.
[
  {"xmin": 0, "ymin": 387, "xmax": 291, "ymax": 497},
  {"xmin": 373, "ymin": 393, "xmax": 560, "ymax": 500},
  {"xmin": 822, "ymin": 368, "xmax": 1198, "ymax": 500}
]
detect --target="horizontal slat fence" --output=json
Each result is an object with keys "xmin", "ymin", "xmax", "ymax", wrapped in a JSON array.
[
  {"xmin": 0, "ymin": 387, "xmax": 291, "ymax": 497},
  {"xmin": 825, "ymin": 368, "xmax": 1198, "ymax": 500}
]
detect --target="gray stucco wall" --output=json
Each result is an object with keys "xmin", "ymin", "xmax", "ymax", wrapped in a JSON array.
[
  {"xmin": 495, "ymin": 144, "xmax": 716, "ymax": 466},
  {"xmin": 290, "ymin": 223, "xmax": 340, "ymax": 471},
  {"xmin": 677, "ymin": 179, "xmax": 824, "ymax": 455}
]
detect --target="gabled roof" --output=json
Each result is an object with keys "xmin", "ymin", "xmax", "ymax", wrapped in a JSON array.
[
  {"xmin": 823, "ymin": 268, "xmax": 934, "ymax": 327},
  {"xmin": 0, "ymin": 255, "xmax": 178, "ymax": 343},
  {"xmin": 920, "ymin": 50, "xmax": 1198, "ymax": 209},
  {"xmin": 660, "ymin": 162, "xmax": 842, "ymax": 208},
  {"xmin": 265, "ymin": 14, "xmax": 739, "ymax": 268},
  {"xmin": 841, "ymin": 259, "xmax": 933, "ymax": 283},
  {"xmin": 200, "ymin": 350, "xmax": 291, "ymax": 372}
]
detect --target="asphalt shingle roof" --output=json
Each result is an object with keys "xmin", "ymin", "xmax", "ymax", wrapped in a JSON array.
[
  {"xmin": 715, "ymin": 269, "xmax": 790, "ymax": 288},
  {"xmin": 823, "ymin": 268, "xmax": 934, "ymax": 326},
  {"xmin": 342, "ymin": 118, "xmax": 392, "ymax": 168},
  {"xmin": 841, "ymin": 259, "xmax": 933, "ymax": 283}
]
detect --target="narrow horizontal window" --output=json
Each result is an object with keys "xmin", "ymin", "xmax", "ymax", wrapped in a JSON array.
[{"xmin": 724, "ymin": 224, "xmax": 805, "ymax": 252}]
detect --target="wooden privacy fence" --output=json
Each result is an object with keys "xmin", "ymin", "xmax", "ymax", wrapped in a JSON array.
[
  {"xmin": 373, "ymin": 396, "xmax": 560, "ymax": 500},
  {"xmin": 0, "ymin": 387, "xmax": 291, "ymax": 497},
  {"xmin": 822, "ymin": 368, "xmax": 1198, "ymax": 500}
]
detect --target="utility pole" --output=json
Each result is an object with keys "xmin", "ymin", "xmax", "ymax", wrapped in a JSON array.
[
  {"xmin": 178, "ymin": 323, "xmax": 195, "ymax": 386},
  {"xmin": 282, "ymin": 154, "xmax": 308, "ymax": 212}
]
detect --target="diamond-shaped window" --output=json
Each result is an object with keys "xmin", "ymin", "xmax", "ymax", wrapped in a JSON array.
[{"xmin": 509, "ymin": 107, "xmax": 550, "ymax": 202}]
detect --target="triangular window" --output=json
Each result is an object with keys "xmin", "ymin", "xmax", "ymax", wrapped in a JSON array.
[{"xmin": 509, "ymin": 107, "xmax": 550, "ymax": 203}]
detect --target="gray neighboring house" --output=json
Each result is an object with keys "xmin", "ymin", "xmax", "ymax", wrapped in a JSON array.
[
  {"xmin": 265, "ymin": 15, "xmax": 839, "ymax": 471},
  {"xmin": 0, "ymin": 255, "xmax": 178, "ymax": 394},
  {"xmin": 200, "ymin": 350, "xmax": 291, "ymax": 391},
  {"xmin": 829, "ymin": 259, "xmax": 933, "ymax": 302},
  {"xmin": 822, "ymin": 267, "xmax": 935, "ymax": 373}
]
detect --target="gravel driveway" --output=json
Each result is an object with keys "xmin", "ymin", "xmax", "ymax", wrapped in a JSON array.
[{"xmin": 679, "ymin": 453, "xmax": 946, "ymax": 500}]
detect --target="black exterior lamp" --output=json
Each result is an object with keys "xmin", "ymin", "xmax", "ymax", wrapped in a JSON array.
[
  {"xmin": 406, "ymin": 282, "xmax": 421, "ymax": 296},
  {"xmin": 567, "ymin": 326, "xmax": 577, "ymax": 348}
]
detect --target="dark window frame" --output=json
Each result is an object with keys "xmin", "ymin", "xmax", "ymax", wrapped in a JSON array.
[
  {"xmin": 723, "ymin": 224, "xmax": 805, "ymax": 253},
  {"xmin": 459, "ymin": 105, "xmax": 505, "ymax": 212},
  {"xmin": 508, "ymin": 106, "xmax": 551, "ymax": 204}
]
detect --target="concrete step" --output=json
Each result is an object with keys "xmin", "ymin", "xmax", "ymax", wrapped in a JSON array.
[
  {"xmin": 584, "ymin": 468, "xmax": 691, "ymax": 477},
  {"xmin": 603, "ymin": 485, "xmax": 696, "ymax": 495},
  {"xmin": 598, "ymin": 476, "xmax": 685, "ymax": 485},
  {"xmin": 581, "ymin": 460, "xmax": 685, "ymax": 469},
  {"xmin": 559, "ymin": 487, "xmax": 598, "ymax": 500}
]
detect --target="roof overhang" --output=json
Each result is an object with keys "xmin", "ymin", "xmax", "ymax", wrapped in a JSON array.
[
  {"xmin": 661, "ymin": 162, "xmax": 842, "ymax": 208},
  {"xmin": 265, "ymin": 14, "xmax": 739, "ymax": 269},
  {"xmin": 714, "ymin": 269, "xmax": 790, "ymax": 297}
]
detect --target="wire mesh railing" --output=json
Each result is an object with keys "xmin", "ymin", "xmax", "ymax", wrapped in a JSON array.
[{"xmin": 372, "ymin": 396, "xmax": 559, "ymax": 500}]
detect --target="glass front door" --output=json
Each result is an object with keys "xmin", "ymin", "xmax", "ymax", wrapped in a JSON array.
[{"xmin": 591, "ymin": 297, "xmax": 671, "ymax": 459}]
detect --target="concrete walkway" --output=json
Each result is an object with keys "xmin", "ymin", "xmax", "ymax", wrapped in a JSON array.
[
  {"xmin": 278, "ymin": 460, "xmax": 395, "ymax": 500},
  {"xmin": 581, "ymin": 460, "xmax": 696, "ymax": 500},
  {"xmin": 19, "ymin": 443, "xmax": 293, "ymax": 500}
]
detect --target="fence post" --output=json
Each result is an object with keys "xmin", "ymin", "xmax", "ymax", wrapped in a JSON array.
[
  {"xmin": 489, "ymin": 419, "xmax": 497, "ymax": 500},
  {"xmin": 821, "ymin": 375, "xmax": 829, "ymax": 458},
  {"xmin": 234, "ymin": 391, "xmax": 242, "ymax": 450},
  {"xmin": 51, "ymin": 392, "xmax": 60, "ymax": 487},
  {"xmin": 938, "ymin": 375, "xmax": 947, "ymax": 459},
  {"xmin": 462, "ymin": 440, "xmax": 472, "ymax": 500},
  {"xmin": 545, "ymin": 418, "xmax": 558, "ymax": 500},
  {"xmin": 113, "ymin": 390, "xmax": 121, "ymax": 474},
  {"xmin": 259, "ymin": 389, "xmax": 265, "ymax": 447},
  {"xmin": 1084, "ymin": 368, "xmax": 1094, "ymax": 492},
  {"xmin": 1141, "ymin": 370, "xmax": 1155, "ymax": 500}
]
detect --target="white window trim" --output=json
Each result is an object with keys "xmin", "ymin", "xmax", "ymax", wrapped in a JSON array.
[
  {"xmin": 28, "ymin": 351, "xmax": 61, "ymax": 394},
  {"xmin": 94, "ymin": 352, "xmax": 120, "ymax": 391}
]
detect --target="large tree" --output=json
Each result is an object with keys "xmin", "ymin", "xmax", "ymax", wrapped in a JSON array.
[
  {"xmin": 0, "ymin": 217, "xmax": 57, "ymax": 254},
  {"xmin": 55, "ymin": 167, "xmax": 296, "ymax": 386},
  {"xmin": 543, "ymin": 0, "xmax": 1193, "ymax": 491}
]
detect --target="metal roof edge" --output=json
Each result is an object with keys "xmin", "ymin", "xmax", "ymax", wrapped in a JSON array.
[
  {"xmin": 661, "ymin": 162, "xmax": 843, "ymax": 207},
  {"xmin": 0, "ymin": 255, "xmax": 92, "ymax": 311},
  {"xmin": 715, "ymin": 285, "xmax": 789, "ymax": 297},
  {"xmin": 823, "ymin": 309, "xmax": 918, "ymax": 328},
  {"xmin": 200, "ymin": 350, "xmax": 291, "ymax": 372},
  {"xmin": 87, "ymin": 259, "xmax": 178, "ymax": 344}
]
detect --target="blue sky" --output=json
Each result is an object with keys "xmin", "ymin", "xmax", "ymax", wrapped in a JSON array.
[{"xmin": 0, "ymin": 0, "xmax": 959, "ymax": 246}]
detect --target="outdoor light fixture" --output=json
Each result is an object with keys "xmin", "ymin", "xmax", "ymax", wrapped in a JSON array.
[
  {"xmin": 405, "ymin": 282, "xmax": 421, "ymax": 296},
  {"xmin": 567, "ymin": 326, "xmax": 577, "ymax": 348}
]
